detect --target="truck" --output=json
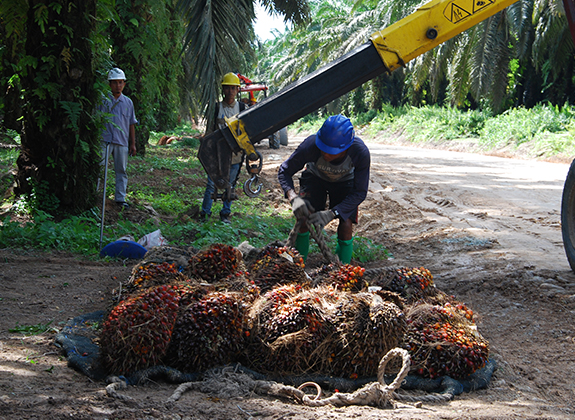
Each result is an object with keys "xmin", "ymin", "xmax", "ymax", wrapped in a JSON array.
[
  {"xmin": 197, "ymin": 0, "xmax": 575, "ymax": 270},
  {"xmin": 237, "ymin": 73, "xmax": 288, "ymax": 149}
]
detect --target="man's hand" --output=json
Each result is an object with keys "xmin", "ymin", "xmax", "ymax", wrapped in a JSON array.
[
  {"xmin": 309, "ymin": 210, "xmax": 335, "ymax": 230},
  {"xmin": 291, "ymin": 197, "xmax": 313, "ymax": 219}
]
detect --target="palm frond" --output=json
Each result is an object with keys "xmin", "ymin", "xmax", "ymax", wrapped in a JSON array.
[
  {"xmin": 468, "ymin": 13, "xmax": 513, "ymax": 110},
  {"xmin": 505, "ymin": 0, "xmax": 534, "ymax": 59},
  {"xmin": 448, "ymin": 33, "xmax": 474, "ymax": 107},
  {"xmin": 533, "ymin": 0, "xmax": 573, "ymax": 76},
  {"xmin": 259, "ymin": 0, "xmax": 310, "ymax": 25},
  {"xmin": 178, "ymin": 0, "xmax": 256, "ymax": 125}
]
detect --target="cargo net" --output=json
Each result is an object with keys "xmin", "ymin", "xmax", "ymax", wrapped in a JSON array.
[{"xmin": 55, "ymin": 243, "xmax": 495, "ymax": 408}]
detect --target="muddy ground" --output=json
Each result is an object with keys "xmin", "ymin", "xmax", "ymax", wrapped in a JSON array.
[{"xmin": 1, "ymin": 134, "xmax": 575, "ymax": 419}]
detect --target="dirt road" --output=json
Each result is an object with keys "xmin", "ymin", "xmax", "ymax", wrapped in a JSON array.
[
  {"xmin": 363, "ymin": 143, "xmax": 569, "ymax": 271},
  {"xmin": 1, "ymin": 138, "xmax": 575, "ymax": 419}
]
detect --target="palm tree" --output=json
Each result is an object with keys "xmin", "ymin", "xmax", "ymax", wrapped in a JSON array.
[
  {"xmin": 257, "ymin": 0, "xmax": 575, "ymax": 115},
  {"xmin": 177, "ymin": 0, "xmax": 310, "ymax": 129},
  {"xmin": 530, "ymin": 0, "xmax": 575, "ymax": 104},
  {"xmin": 257, "ymin": 0, "xmax": 422, "ymax": 114},
  {"xmin": 12, "ymin": 0, "xmax": 102, "ymax": 214},
  {"xmin": 0, "ymin": 0, "xmax": 27, "ymax": 132},
  {"xmin": 409, "ymin": 0, "xmax": 574, "ymax": 112}
]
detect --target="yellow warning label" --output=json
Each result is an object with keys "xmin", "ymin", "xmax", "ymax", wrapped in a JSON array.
[{"xmin": 443, "ymin": 0, "xmax": 495, "ymax": 23}]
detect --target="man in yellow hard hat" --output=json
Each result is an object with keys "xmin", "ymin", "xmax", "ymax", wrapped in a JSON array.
[{"xmin": 199, "ymin": 72, "xmax": 247, "ymax": 224}]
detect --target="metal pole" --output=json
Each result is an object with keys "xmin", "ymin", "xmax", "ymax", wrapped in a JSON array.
[{"xmin": 99, "ymin": 142, "xmax": 111, "ymax": 251}]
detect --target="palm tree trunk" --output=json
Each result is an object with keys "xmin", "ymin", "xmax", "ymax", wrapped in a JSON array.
[{"xmin": 16, "ymin": 0, "xmax": 101, "ymax": 214}]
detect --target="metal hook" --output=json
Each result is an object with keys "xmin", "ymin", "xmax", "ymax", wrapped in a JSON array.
[{"xmin": 243, "ymin": 175, "xmax": 262, "ymax": 197}]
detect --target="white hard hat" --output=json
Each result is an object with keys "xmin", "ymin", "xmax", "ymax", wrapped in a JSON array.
[{"xmin": 108, "ymin": 68, "xmax": 126, "ymax": 81}]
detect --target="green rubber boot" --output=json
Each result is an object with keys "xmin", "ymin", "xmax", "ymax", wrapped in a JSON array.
[
  {"xmin": 295, "ymin": 231, "xmax": 310, "ymax": 262},
  {"xmin": 336, "ymin": 238, "xmax": 354, "ymax": 264}
]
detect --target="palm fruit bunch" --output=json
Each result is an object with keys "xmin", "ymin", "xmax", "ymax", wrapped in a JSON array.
[
  {"xmin": 185, "ymin": 243, "xmax": 243, "ymax": 283},
  {"xmin": 251, "ymin": 244, "xmax": 305, "ymax": 269},
  {"xmin": 124, "ymin": 261, "xmax": 187, "ymax": 296},
  {"xmin": 249, "ymin": 284, "xmax": 304, "ymax": 320},
  {"xmin": 99, "ymin": 284, "xmax": 181, "ymax": 375},
  {"xmin": 218, "ymin": 269, "xmax": 261, "ymax": 299},
  {"xmin": 421, "ymin": 291, "xmax": 475, "ymax": 322},
  {"xmin": 248, "ymin": 245, "xmax": 309, "ymax": 292},
  {"xmin": 166, "ymin": 291, "xmax": 249, "ymax": 373},
  {"xmin": 310, "ymin": 263, "xmax": 366, "ymax": 291},
  {"xmin": 364, "ymin": 266, "xmax": 436, "ymax": 303},
  {"xmin": 173, "ymin": 282, "xmax": 208, "ymax": 307},
  {"xmin": 324, "ymin": 292, "xmax": 406, "ymax": 378},
  {"xmin": 402, "ymin": 303, "xmax": 489, "ymax": 379},
  {"xmin": 330, "ymin": 264, "xmax": 366, "ymax": 291},
  {"xmin": 245, "ymin": 285, "xmax": 335, "ymax": 374}
]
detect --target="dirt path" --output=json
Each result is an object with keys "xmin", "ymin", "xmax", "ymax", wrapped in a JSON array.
[
  {"xmin": 1, "ymin": 138, "xmax": 575, "ymax": 419},
  {"xmin": 365, "ymin": 144, "xmax": 569, "ymax": 271}
]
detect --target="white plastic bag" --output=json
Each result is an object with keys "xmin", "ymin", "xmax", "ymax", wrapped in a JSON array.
[{"xmin": 138, "ymin": 229, "xmax": 168, "ymax": 250}]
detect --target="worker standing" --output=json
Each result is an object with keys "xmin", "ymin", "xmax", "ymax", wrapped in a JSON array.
[
  {"xmin": 199, "ymin": 72, "xmax": 247, "ymax": 224},
  {"xmin": 277, "ymin": 115, "xmax": 370, "ymax": 264},
  {"xmin": 99, "ymin": 67, "xmax": 137, "ymax": 209}
]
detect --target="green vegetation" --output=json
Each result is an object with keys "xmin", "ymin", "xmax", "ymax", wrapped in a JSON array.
[
  {"xmin": 479, "ymin": 104, "xmax": 575, "ymax": 150},
  {"xmin": 291, "ymin": 104, "xmax": 575, "ymax": 159},
  {"xmin": 2, "ymin": 101, "xmax": 575, "ymax": 262},
  {"xmin": 9, "ymin": 321, "xmax": 55, "ymax": 336},
  {"xmin": 0, "ymin": 126, "xmax": 315, "ymax": 258}
]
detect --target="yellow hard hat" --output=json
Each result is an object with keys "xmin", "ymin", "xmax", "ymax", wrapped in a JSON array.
[{"xmin": 221, "ymin": 72, "xmax": 240, "ymax": 86}]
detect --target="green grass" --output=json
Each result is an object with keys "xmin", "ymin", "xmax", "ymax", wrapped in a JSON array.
[{"xmin": 364, "ymin": 105, "xmax": 489, "ymax": 142}]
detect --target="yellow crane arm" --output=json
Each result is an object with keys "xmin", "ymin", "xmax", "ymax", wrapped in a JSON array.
[
  {"xmin": 371, "ymin": 0, "xmax": 519, "ymax": 72},
  {"xmin": 199, "ymin": 0, "xmax": 529, "ymax": 196}
]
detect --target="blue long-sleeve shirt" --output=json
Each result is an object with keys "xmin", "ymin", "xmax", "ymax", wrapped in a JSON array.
[
  {"xmin": 278, "ymin": 135, "xmax": 371, "ymax": 221},
  {"xmin": 99, "ymin": 93, "xmax": 138, "ymax": 146}
]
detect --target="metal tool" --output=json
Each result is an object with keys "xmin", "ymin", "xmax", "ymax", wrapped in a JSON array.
[
  {"xmin": 243, "ymin": 150, "xmax": 263, "ymax": 198},
  {"xmin": 99, "ymin": 142, "xmax": 111, "ymax": 252}
]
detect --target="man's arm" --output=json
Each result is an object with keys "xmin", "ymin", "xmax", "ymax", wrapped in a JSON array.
[
  {"xmin": 129, "ymin": 124, "xmax": 136, "ymax": 156},
  {"xmin": 277, "ymin": 135, "xmax": 319, "ymax": 197}
]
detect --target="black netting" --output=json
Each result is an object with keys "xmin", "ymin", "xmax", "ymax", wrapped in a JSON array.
[{"xmin": 55, "ymin": 311, "xmax": 495, "ymax": 395}]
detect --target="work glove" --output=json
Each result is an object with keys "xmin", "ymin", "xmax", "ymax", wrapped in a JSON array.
[
  {"xmin": 291, "ymin": 197, "xmax": 313, "ymax": 220},
  {"xmin": 309, "ymin": 209, "xmax": 335, "ymax": 230}
]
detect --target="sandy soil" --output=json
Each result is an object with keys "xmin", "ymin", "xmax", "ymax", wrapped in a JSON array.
[{"xmin": 1, "ymin": 135, "xmax": 575, "ymax": 419}]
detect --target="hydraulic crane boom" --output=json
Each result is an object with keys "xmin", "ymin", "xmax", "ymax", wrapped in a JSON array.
[{"xmin": 197, "ymin": 0, "xmax": 545, "ymax": 193}]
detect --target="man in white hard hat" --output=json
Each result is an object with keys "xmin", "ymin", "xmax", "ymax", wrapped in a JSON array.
[
  {"xmin": 99, "ymin": 67, "xmax": 138, "ymax": 209},
  {"xmin": 199, "ymin": 72, "xmax": 246, "ymax": 224}
]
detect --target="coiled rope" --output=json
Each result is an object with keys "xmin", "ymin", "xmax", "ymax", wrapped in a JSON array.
[
  {"xmin": 105, "ymin": 348, "xmax": 453, "ymax": 406},
  {"xmin": 165, "ymin": 348, "xmax": 428, "ymax": 408}
]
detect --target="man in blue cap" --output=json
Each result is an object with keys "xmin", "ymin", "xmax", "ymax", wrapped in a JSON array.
[{"xmin": 277, "ymin": 114, "xmax": 371, "ymax": 264}]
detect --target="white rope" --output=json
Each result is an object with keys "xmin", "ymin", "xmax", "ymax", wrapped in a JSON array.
[
  {"xmin": 105, "ymin": 376, "xmax": 133, "ymax": 401},
  {"xmin": 107, "ymin": 349, "xmax": 452, "ymax": 407},
  {"xmin": 297, "ymin": 347, "xmax": 411, "ymax": 408}
]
